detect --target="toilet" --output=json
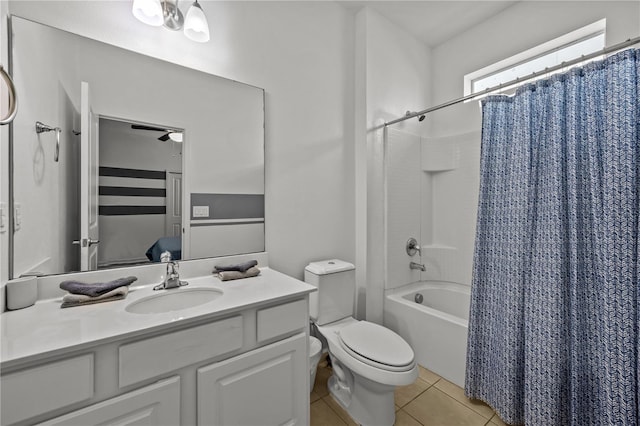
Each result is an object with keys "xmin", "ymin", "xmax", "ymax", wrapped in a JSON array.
[{"xmin": 305, "ymin": 259, "xmax": 418, "ymax": 426}]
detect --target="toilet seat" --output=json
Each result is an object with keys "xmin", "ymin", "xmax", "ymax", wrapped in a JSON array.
[{"xmin": 338, "ymin": 321, "xmax": 415, "ymax": 372}]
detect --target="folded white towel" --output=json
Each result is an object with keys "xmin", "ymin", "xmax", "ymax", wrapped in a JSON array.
[{"xmin": 61, "ymin": 286, "xmax": 129, "ymax": 308}]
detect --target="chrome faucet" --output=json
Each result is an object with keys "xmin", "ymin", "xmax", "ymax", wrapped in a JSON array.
[
  {"xmin": 410, "ymin": 262, "xmax": 426, "ymax": 272},
  {"xmin": 154, "ymin": 252, "xmax": 188, "ymax": 290},
  {"xmin": 165, "ymin": 261, "xmax": 181, "ymax": 288}
]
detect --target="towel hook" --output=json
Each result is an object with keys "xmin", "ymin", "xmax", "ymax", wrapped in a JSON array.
[
  {"xmin": 0, "ymin": 65, "xmax": 18, "ymax": 125},
  {"xmin": 35, "ymin": 121, "xmax": 61, "ymax": 162}
]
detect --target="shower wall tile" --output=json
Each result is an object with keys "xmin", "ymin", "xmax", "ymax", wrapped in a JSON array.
[{"xmin": 385, "ymin": 128, "xmax": 421, "ymax": 289}]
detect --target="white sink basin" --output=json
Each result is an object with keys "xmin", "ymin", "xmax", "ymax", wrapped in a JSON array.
[{"xmin": 125, "ymin": 287, "xmax": 223, "ymax": 314}]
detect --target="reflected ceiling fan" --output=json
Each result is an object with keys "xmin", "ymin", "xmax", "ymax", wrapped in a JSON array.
[{"xmin": 131, "ymin": 124, "xmax": 183, "ymax": 142}]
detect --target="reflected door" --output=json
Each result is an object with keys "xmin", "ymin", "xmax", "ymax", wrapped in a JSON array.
[
  {"xmin": 165, "ymin": 171, "xmax": 182, "ymax": 237},
  {"xmin": 80, "ymin": 81, "xmax": 100, "ymax": 270}
]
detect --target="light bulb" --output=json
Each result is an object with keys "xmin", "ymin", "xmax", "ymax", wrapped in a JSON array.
[
  {"xmin": 132, "ymin": 0, "xmax": 164, "ymax": 26},
  {"xmin": 184, "ymin": 1, "xmax": 210, "ymax": 43},
  {"xmin": 169, "ymin": 132, "xmax": 183, "ymax": 143}
]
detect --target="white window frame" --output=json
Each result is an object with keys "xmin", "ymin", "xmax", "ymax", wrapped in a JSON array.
[{"xmin": 464, "ymin": 19, "xmax": 606, "ymax": 97}]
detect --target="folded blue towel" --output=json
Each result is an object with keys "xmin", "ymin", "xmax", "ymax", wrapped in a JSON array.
[
  {"xmin": 213, "ymin": 260, "xmax": 258, "ymax": 273},
  {"xmin": 61, "ymin": 286, "xmax": 129, "ymax": 308},
  {"xmin": 60, "ymin": 276, "xmax": 138, "ymax": 297}
]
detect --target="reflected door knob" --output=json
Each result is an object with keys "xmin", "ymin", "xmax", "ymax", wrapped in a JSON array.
[{"xmin": 72, "ymin": 238, "xmax": 100, "ymax": 247}]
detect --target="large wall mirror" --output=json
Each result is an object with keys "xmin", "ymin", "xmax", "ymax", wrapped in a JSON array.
[{"xmin": 9, "ymin": 16, "xmax": 265, "ymax": 278}]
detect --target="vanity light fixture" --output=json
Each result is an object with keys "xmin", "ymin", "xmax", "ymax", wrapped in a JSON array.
[
  {"xmin": 132, "ymin": 0, "xmax": 210, "ymax": 43},
  {"xmin": 168, "ymin": 132, "xmax": 183, "ymax": 142}
]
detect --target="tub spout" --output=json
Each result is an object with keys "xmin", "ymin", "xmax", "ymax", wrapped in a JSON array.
[{"xmin": 410, "ymin": 262, "xmax": 426, "ymax": 272}]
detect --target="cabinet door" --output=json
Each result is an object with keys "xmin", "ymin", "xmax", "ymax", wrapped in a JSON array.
[
  {"xmin": 38, "ymin": 376, "xmax": 180, "ymax": 426},
  {"xmin": 197, "ymin": 333, "xmax": 308, "ymax": 426}
]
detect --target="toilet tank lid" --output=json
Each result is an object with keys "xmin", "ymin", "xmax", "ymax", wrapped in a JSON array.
[{"xmin": 305, "ymin": 259, "xmax": 355, "ymax": 275}]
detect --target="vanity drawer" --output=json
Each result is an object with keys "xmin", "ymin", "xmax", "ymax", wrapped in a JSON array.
[
  {"xmin": 119, "ymin": 315, "xmax": 243, "ymax": 388},
  {"xmin": 1, "ymin": 353, "xmax": 94, "ymax": 425},
  {"xmin": 256, "ymin": 299, "xmax": 307, "ymax": 343}
]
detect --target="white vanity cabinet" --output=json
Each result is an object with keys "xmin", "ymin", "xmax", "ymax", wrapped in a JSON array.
[
  {"xmin": 197, "ymin": 333, "xmax": 307, "ymax": 425},
  {"xmin": 38, "ymin": 376, "xmax": 181, "ymax": 426},
  {"xmin": 1, "ymin": 292, "xmax": 311, "ymax": 426}
]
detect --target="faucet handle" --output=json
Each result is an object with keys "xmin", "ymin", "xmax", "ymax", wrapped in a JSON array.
[{"xmin": 406, "ymin": 238, "xmax": 421, "ymax": 256}]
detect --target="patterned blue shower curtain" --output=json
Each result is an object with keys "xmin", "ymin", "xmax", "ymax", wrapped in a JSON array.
[{"xmin": 465, "ymin": 49, "xmax": 639, "ymax": 426}]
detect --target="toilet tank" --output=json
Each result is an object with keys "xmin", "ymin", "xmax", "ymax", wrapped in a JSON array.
[{"xmin": 305, "ymin": 259, "xmax": 355, "ymax": 326}]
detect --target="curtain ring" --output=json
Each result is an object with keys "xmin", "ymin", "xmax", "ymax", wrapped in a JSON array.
[{"xmin": 0, "ymin": 65, "xmax": 18, "ymax": 125}]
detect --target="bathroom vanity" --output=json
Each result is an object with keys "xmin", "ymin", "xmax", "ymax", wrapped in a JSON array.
[{"xmin": 1, "ymin": 264, "xmax": 315, "ymax": 425}]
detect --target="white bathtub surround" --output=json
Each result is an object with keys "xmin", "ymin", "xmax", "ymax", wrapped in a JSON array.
[
  {"xmin": 422, "ymin": 131, "xmax": 481, "ymax": 286},
  {"xmin": 382, "ymin": 128, "xmax": 474, "ymax": 390},
  {"xmin": 384, "ymin": 281, "xmax": 470, "ymax": 387},
  {"xmin": 383, "ymin": 129, "xmax": 481, "ymax": 292},
  {"xmin": 385, "ymin": 129, "xmax": 422, "ymax": 291}
]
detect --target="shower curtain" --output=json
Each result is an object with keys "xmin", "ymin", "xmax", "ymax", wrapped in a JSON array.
[{"xmin": 465, "ymin": 49, "xmax": 639, "ymax": 426}]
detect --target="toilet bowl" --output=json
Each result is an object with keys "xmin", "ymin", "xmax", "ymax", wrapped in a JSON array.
[
  {"xmin": 305, "ymin": 259, "xmax": 418, "ymax": 426},
  {"xmin": 309, "ymin": 336, "xmax": 322, "ymax": 393},
  {"xmin": 316, "ymin": 317, "xmax": 418, "ymax": 426}
]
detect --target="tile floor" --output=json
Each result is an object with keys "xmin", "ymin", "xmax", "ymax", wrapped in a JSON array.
[{"xmin": 310, "ymin": 355, "xmax": 510, "ymax": 426}]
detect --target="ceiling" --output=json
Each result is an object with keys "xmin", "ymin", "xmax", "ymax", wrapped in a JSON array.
[{"xmin": 338, "ymin": 1, "xmax": 519, "ymax": 47}]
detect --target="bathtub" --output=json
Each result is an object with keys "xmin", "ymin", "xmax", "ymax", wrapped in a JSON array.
[{"xmin": 384, "ymin": 281, "xmax": 470, "ymax": 387}]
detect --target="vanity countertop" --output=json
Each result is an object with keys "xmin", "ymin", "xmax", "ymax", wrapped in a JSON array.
[{"xmin": 1, "ymin": 268, "xmax": 316, "ymax": 369}]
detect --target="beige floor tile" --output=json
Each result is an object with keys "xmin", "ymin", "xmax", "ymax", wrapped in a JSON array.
[
  {"xmin": 490, "ymin": 413, "xmax": 509, "ymax": 426},
  {"xmin": 434, "ymin": 379, "xmax": 494, "ymax": 419},
  {"xmin": 322, "ymin": 395, "xmax": 358, "ymax": 426},
  {"xmin": 418, "ymin": 365, "xmax": 441, "ymax": 385},
  {"xmin": 313, "ymin": 364, "xmax": 332, "ymax": 397},
  {"xmin": 404, "ymin": 387, "xmax": 488, "ymax": 426},
  {"xmin": 395, "ymin": 378, "xmax": 431, "ymax": 408},
  {"xmin": 310, "ymin": 399, "xmax": 348, "ymax": 426},
  {"xmin": 318, "ymin": 352, "xmax": 330, "ymax": 368},
  {"xmin": 395, "ymin": 409, "xmax": 423, "ymax": 426},
  {"xmin": 310, "ymin": 390, "xmax": 322, "ymax": 403}
]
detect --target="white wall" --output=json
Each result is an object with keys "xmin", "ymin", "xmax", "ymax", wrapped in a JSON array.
[
  {"xmin": 355, "ymin": 7, "xmax": 431, "ymax": 322},
  {"xmin": 426, "ymin": 1, "xmax": 640, "ymax": 286},
  {"xmin": 4, "ymin": 1, "xmax": 356, "ymax": 281}
]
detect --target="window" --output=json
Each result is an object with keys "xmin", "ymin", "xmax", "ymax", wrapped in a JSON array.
[{"xmin": 464, "ymin": 20, "xmax": 606, "ymax": 96}]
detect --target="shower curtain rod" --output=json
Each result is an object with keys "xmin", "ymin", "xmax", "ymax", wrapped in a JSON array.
[{"xmin": 384, "ymin": 35, "xmax": 640, "ymax": 128}]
